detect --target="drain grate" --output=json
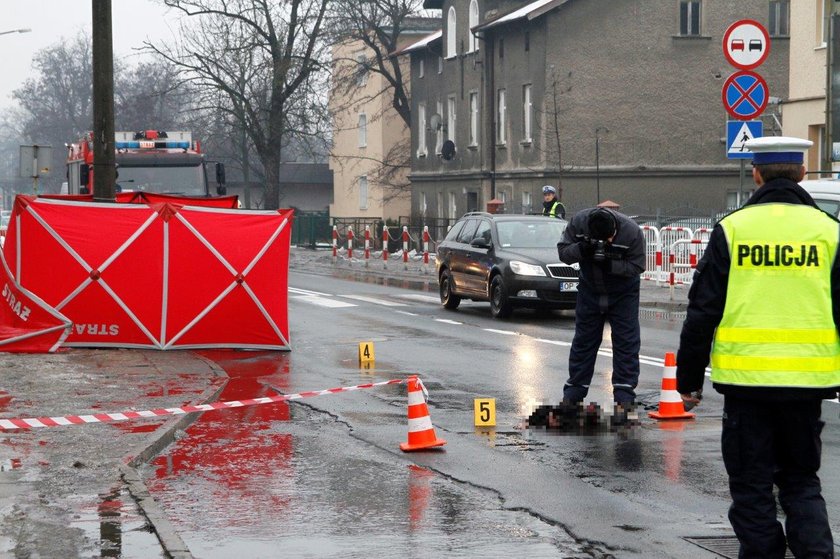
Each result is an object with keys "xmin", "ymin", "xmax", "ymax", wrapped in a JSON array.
[{"xmin": 684, "ymin": 536, "xmax": 794, "ymax": 558}]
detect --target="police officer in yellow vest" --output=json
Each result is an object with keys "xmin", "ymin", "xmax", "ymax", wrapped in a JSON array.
[
  {"xmin": 676, "ymin": 137, "xmax": 840, "ymax": 558},
  {"xmin": 541, "ymin": 185, "xmax": 566, "ymax": 219}
]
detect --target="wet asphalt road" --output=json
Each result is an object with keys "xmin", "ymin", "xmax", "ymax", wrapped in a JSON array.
[
  {"xmin": 4, "ymin": 267, "xmax": 840, "ymax": 557},
  {"xmin": 136, "ymin": 269, "xmax": 840, "ymax": 558}
]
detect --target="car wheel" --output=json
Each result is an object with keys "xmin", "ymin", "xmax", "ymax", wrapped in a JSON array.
[
  {"xmin": 440, "ymin": 269, "xmax": 461, "ymax": 309},
  {"xmin": 489, "ymin": 275, "xmax": 513, "ymax": 318}
]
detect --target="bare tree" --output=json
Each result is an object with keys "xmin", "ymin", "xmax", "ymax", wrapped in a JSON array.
[
  {"xmin": 533, "ymin": 67, "xmax": 576, "ymax": 184},
  {"xmin": 12, "ymin": 32, "xmax": 95, "ymax": 186},
  {"xmin": 147, "ymin": 0, "xmax": 331, "ymax": 210},
  {"xmin": 328, "ymin": 1, "xmax": 436, "ymax": 203}
]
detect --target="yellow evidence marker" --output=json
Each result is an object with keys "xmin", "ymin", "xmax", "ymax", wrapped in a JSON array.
[
  {"xmin": 358, "ymin": 341, "xmax": 375, "ymax": 364},
  {"xmin": 474, "ymin": 398, "xmax": 496, "ymax": 427}
]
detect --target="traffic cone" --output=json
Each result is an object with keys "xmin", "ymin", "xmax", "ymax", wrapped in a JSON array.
[
  {"xmin": 400, "ymin": 376, "xmax": 446, "ymax": 452},
  {"xmin": 648, "ymin": 352, "xmax": 695, "ymax": 420}
]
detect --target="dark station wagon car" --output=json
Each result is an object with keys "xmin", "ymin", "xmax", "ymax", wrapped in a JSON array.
[{"xmin": 436, "ymin": 212, "xmax": 579, "ymax": 318}]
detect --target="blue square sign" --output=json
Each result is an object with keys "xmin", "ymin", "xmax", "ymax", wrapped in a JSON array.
[{"xmin": 727, "ymin": 120, "xmax": 763, "ymax": 159}]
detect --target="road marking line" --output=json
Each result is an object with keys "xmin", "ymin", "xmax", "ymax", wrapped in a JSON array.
[
  {"xmin": 289, "ymin": 286, "xmax": 332, "ymax": 297},
  {"xmin": 483, "ymin": 328, "xmax": 517, "ymax": 336},
  {"xmin": 397, "ymin": 294, "xmax": 441, "ymax": 303},
  {"xmin": 534, "ymin": 338, "xmax": 572, "ymax": 347},
  {"xmin": 435, "ymin": 319, "xmax": 462, "ymax": 325},
  {"xmin": 291, "ymin": 296, "xmax": 357, "ymax": 308},
  {"xmin": 340, "ymin": 294, "xmax": 407, "ymax": 307},
  {"xmin": 396, "ymin": 310, "xmax": 419, "ymax": 316}
]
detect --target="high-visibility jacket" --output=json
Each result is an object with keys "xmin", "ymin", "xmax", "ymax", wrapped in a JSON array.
[
  {"xmin": 543, "ymin": 200, "xmax": 566, "ymax": 219},
  {"xmin": 711, "ymin": 203, "xmax": 840, "ymax": 388}
]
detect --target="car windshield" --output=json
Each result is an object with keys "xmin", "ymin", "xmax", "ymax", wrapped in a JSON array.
[
  {"xmin": 496, "ymin": 220, "xmax": 566, "ymax": 248},
  {"xmin": 116, "ymin": 165, "xmax": 206, "ymax": 196}
]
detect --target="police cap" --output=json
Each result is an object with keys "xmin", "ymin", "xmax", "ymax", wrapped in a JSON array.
[
  {"xmin": 542, "ymin": 185, "xmax": 556, "ymax": 195},
  {"xmin": 745, "ymin": 136, "xmax": 813, "ymax": 165}
]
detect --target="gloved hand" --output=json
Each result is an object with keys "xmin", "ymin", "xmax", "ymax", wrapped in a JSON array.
[
  {"xmin": 578, "ymin": 241, "xmax": 595, "ymax": 259},
  {"xmin": 680, "ymin": 388, "xmax": 703, "ymax": 411}
]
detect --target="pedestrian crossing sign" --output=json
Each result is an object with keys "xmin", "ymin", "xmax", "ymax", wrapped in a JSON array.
[{"xmin": 727, "ymin": 120, "xmax": 763, "ymax": 159}]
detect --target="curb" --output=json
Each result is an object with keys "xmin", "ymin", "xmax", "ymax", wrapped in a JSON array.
[{"xmin": 120, "ymin": 353, "xmax": 229, "ymax": 559}]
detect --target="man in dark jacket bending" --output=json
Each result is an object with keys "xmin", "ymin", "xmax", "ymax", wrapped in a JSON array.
[{"xmin": 557, "ymin": 207, "xmax": 646, "ymax": 406}]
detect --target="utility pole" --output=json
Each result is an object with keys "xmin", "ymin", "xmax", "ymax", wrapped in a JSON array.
[
  {"xmin": 91, "ymin": 0, "xmax": 116, "ymax": 200},
  {"xmin": 826, "ymin": 2, "xmax": 840, "ymax": 174}
]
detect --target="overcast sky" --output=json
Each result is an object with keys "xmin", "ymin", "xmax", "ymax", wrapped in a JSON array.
[{"xmin": 1, "ymin": 1, "xmax": 176, "ymax": 110}]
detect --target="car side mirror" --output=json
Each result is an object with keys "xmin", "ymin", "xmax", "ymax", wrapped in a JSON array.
[{"xmin": 471, "ymin": 237, "xmax": 492, "ymax": 249}]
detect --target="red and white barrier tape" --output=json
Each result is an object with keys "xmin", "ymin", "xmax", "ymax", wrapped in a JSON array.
[{"xmin": 0, "ymin": 377, "xmax": 419, "ymax": 430}]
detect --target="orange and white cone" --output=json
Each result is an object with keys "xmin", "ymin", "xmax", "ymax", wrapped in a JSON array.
[
  {"xmin": 648, "ymin": 352, "xmax": 695, "ymax": 420},
  {"xmin": 400, "ymin": 376, "xmax": 446, "ymax": 452}
]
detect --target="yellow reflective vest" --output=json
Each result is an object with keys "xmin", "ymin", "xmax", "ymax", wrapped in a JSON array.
[{"xmin": 712, "ymin": 203, "xmax": 840, "ymax": 388}]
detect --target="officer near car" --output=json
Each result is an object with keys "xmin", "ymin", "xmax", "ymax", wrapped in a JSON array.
[
  {"xmin": 541, "ymin": 185, "xmax": 566, "ymax": 219},
  {"xmin": 676, "ymin": 136, "xmax": 839, "ymax": 559},
  {"xmin": 556, "ymin": 206, "xmax": 645, "ymax": 407}
]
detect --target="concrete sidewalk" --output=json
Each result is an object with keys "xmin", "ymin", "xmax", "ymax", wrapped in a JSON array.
[
  {"xmin": 288, "ymin": 246, "xmax": 690, "ymax": 312},
  {"xmin": 0, "ymin": 350, "xmax": 225, "ymax": 558}
]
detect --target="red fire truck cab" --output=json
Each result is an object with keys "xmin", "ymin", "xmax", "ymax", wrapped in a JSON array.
[{"xmin": 65, "ymin": 130, "xmax": 226, "ymax": 197}]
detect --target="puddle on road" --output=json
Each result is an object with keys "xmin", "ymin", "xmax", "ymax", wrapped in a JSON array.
[
  {"xmin": 69, "ymin": 487, "xmax": 164, "ymax": 558},
  {"xmin": 142, "ymin": 350, "xmax": 586, "ymax": 557}
]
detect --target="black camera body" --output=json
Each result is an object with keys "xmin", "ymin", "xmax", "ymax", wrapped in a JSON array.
[{"xmin": 584, "ymin": 237, "xmax": 607, "ymax": 262}]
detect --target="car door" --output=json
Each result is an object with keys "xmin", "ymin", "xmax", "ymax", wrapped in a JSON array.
[
  {"xmin": 450, "ymin": 218, "xmax": 479, "ymax": 292},
  {"xmin": 462, "ymin": 219, "xmax": 493, "ymax": 294}
]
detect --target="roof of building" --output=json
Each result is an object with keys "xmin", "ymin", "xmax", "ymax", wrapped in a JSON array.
[
  {"xmin": 394, "ymin": 29, "xmax": 442, "ymax": 55},
  {"xmin": 474, "ymin": 0, "xmax": 569, "ymax": 32},
  {"xmin": 278, "ymin": 163, "xmax": 333, "ymax": 185}
]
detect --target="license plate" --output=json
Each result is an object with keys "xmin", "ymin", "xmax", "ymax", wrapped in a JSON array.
[{"xmin": 560, "ymin": 281, "xmax": 578, "ymax": 292}]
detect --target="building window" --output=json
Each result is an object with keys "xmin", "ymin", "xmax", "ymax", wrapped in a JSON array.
[
  {"xmin": 769, "ymin": 0, "xmax": 789, "ymax": 37},
  {"xmin": 359, "ymin": 176, "xmax": 368, "ymax": 210},
  {"xmin": 818, "ymin": 0, "xmax": 829, "ymax": 46},
  {"xmin": 499, "ymin": 38, "xmax": 504, "ymax": 59},
  {"xmin": 469, "ymin": 92, "xmax": 479, "ymax": 146},
  {"xmin": 438, "ymin": 56, "xmax": 443, "ymax": 73},
  {"xmin": 522, "ymin": 191, "xmax": 531, "ymax": 213},
  {"xmin": 418, "ymin": 103, "xmax": 427, "ymax": 156},
  {"xmin": 358, "ymin": 113, "xmax": 367, "ymax": 148},
  {"xmin": 522, "ymin": 84, "xmax": 532, "ymax": 142},
  {"xmin": 436, "ymin": 101, "xmax": 444, "ymax": 154},
  {"xmin": 497, "ymin": 89, "xmax": 507, "ymax": 145},
  {"xmin": 449, "ymin": 192, "xmax": 457, "ymax": 219},
  {"xmin": 421, "ymin": 192, "xmax": 428, "ymax": 217},
  {"xmin": 679, "ymin": 1, "xmax": 701, "ymax": 36},
  {"xmin": 447, "ymin": 95, "xmax": 457, "ymax": 143},
  {"xmin": 355, "ymin": 52, "xmax": 368, "ymax": 86},
  {"xmin": 419, "ymin": 58, "xmax": 425, "ymax": 78},
  {"xmin": 525, "ymin": 30, "xmax": 530, "ymax": 52},
  {"xmin": 499, "ymin": 191, "xmax": 507, "ymax": 204},
  {"xmin": 468, "ymin": 0, "xmax": 479, "ymax": 52},
  {"xmin": 447, "ymin": 7, "xmax": 457, "ymax": 58}
]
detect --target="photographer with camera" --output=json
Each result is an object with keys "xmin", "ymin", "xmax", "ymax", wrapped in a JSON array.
[{"xmin": 556, "ymin": 207, "xmax": 646, "ymax": 411}]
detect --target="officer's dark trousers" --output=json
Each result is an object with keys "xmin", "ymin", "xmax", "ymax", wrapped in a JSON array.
[
  {"xmin": 563, "ymin": 284, "xmax": 640, "ymax": 404},
  {"xmin": 722, "ymin": 397, "xmax": 833, "ymax": 559}
]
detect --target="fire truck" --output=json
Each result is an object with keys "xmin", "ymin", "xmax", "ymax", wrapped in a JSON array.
[{"xmin": 65, "ymin": 130, "xmax": 226, "ymax": 197}]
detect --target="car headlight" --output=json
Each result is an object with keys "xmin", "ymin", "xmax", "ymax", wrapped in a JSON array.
[{"xmin": 510, "ymin": 260, "xmax": 546, "ymax": 277}]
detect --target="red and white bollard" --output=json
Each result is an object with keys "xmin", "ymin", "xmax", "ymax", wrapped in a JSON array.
[
  {"xmin": 332, "ymin": 225, "xmax": 338, "ymax": 261},
  {"xmin": 422, "ymin": 226, "xmax": 430, "ymax": 274},
  {"xmin": 364, "ymin": 225, "xmax": 371, "ymax": 267},
  {"xmin": 347, "ymin": 226, "xmax": 354, "ymax": 260},
  {"xmin": 382, "ymin": 225, "xmax": 390, "ymax": 269},
  {"xmin": 402, "ymin": 226, "xmax": 410, "ymax": 270}
]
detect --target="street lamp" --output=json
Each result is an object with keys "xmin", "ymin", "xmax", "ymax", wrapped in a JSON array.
[
  {"xmin": 595, "ymin": 126, "xmax": 609, "ymax": 205},
  {"xmin": 0, "ymin": 28, "xmax": 32, "ymax": 37}
]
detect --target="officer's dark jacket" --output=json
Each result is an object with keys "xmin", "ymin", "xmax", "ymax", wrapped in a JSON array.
[
  {"xmin": 676, "ymin": 178, "xmax": 840, "ymax": 400},
  {"xmin": 556, "ymin": 208, "xmax": 645, "ymax": 294}
]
